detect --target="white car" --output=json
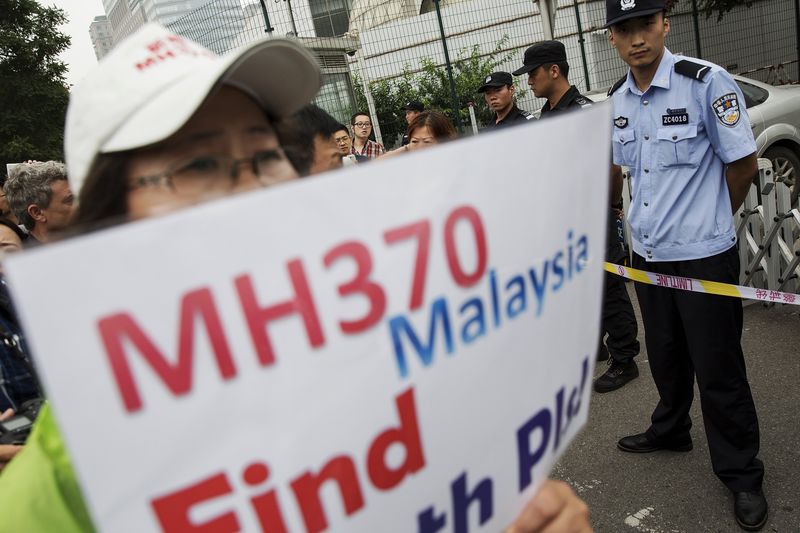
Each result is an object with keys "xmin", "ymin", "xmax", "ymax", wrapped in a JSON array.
[
  {"xmin": 736, "ymin": 75, "xmax": 800, "ymax": 206},
  {"xmin": 584, "ymin": 75, "xmax": 800, "ymax": 206}
]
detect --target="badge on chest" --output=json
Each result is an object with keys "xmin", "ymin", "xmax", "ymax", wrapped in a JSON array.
[{"xmin": 662, "ymin": 108, "xmax": 689, "ymax": 126}]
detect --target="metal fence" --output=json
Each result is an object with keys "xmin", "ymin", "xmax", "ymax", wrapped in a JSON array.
[
  {"xmin": 164, "ymin": 0, "xmax": 799, "ymax": 147},
  {"xmin": 736, "ymin": 159, "xmax": 800, "ymax": 296},
  {"xmin": 617, "ymin": 160, "xmax": 800, "ymax": 296}
]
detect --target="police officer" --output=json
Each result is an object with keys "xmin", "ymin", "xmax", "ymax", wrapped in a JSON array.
[
  {"xmin": 401, "ymin": 101, "xmax": 424, "ymax": 146},
  {"xmin": 477, "ymin": 71, "xmax": 533, "ymax": 129},
  {"xmin": 606, "ymin": 0, "xmax": 766, "ymax": 530},
  {"xmin": 514, "ymin": 40, "xmax": 641, "ymax": 393}
]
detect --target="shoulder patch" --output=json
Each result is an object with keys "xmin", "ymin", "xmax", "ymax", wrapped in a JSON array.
[
  {"xmin": 674, "ymin": 60, "xmax": 712, "ymax": 81},
  {"xmin": 607, "ymin": 75, "xmax": 627, "ymax": 96},
  {"xmin": 712, "ymin": 93, "xmax": 741, "ymax": 126}
]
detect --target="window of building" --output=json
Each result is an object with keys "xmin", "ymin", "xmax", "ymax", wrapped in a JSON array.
[
  {"xmin": 308, "ymin": 0, "xmax": 351, "ymax": 38},
  {"xmin": 314, "ymin": 71, "xmax": 355, "ymax": 126}
]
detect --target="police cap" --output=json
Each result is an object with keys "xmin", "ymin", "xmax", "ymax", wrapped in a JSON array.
[
  {"xmin": 606, "ymin": 0, "xmax": 666, "ymax": 28},
  {"xmin": 512, "ymin": 41, "xmax": 567, "ymax": 76},
  {"xmin": 477, "ymin": 71, "xmax": 514, "ymax": 93}
]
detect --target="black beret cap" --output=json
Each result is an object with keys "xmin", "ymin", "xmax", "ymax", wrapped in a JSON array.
[{"xmin": 512, "ymin": 40, "xmax": 567, "ymax": 76}]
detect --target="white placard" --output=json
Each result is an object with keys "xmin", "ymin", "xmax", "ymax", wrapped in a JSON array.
[{"xmin": 7, "ymin": 104, "xmax": 611, "ymax": 532}]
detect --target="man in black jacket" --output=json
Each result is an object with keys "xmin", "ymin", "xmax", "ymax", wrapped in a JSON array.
[
  {"xmin": 478, "ymin": 71, "xmax": 533, "ymax": 129},
  {"xmin": 515, "ymin": 40, "xmax": 641, "ymax": 392}
]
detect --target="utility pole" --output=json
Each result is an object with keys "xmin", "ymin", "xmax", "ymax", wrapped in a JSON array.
[
  {"xmin": 433, "ymin": 0, "xmax": 464, "ymax": 133},
  {"xmin": 284, "ymin": 0, "xmax": 298, "ymax": 36},
  {"xmin": 538, "ymin": 0, "xmax": 556, "ymax": 40},
  {"xmin": 573, "ymin": 0, "xmax": 591, "ymax": 91},
  {"xmin": 691, "ymin": 0, "xmax": 703, "ymax": 58},
  {"xmin": 258, "ymin": 0, "xmax": 274, "ymax": 34}
]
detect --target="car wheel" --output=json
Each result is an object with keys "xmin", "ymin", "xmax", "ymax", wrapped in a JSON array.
[{"xmin": 764, "ymin": 146, "xmax": 799, "ymax": 207}]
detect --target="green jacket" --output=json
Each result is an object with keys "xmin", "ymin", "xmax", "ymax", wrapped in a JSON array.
[{"xmin": 0, "ymin": 403, "xmax": 95, "ymax": 532}]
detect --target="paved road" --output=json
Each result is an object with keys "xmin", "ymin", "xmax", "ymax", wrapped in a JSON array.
[{"xmin": 553, "ymin": 285, "xmax": 800, "ymax": 533}]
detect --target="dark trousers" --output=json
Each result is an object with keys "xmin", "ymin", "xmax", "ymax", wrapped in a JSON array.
[
  {"xmin": 633, "ymin": 246, "xmax": 764, "ymax": 492},
  {"xmin": 599, "ymin": 270, "xmax": 640, "ymax": 363},
  {"xmin": 599, "ymin": 212, "xmax": 640, "ymax": 363}
]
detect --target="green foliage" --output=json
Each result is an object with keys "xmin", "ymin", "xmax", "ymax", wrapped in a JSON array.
[
  {"xmin": 0, "ymin": 0, "xmax": 71, "ymax": 177},
  {"xmin": 672, "ymin": 0, "xmax": 755, "ymax": 20},
  {"xmin": 353, "ymin": 36, "xmax": 526, "ymax": 149}
]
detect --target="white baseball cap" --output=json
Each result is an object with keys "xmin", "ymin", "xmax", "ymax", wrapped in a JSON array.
[{"xmin": 65, "ymin": 23, "xmax": 322, "ymax": 195}]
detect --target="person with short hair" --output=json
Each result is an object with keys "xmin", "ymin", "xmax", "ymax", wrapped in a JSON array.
[
  {"xmin": 401, "ymin": 101, "xmax": 425, "ymax": 146},
  {"xmin": 512, "ymin": 41, "xmax": 592, "ymax": 113},
  {"xmin": 606, "ymin": 0, "xmax": 766, "ymax": 529},
  {"xmin": 514, "ymin": 41, "xmax": 641, "ymax": 392},
  {"xmin": 4, "ymin": 161, "xmax": 74, "ymax": 244},
  {"xmin": 350, "ymin": 112, "xmax": 385, "ymax": 159},
  {"xmin": 477, "ymin": 71, "xmax": 533, "ymax": 129},
  {"xmin": 276, "ymin": 104, "xmax": 344, "ymax": 176},
  {"xmin": 332, "ymin": 125, "xmax": 362, "ymax": 166}
]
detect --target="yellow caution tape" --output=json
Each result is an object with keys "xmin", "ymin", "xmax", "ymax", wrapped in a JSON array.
[{"xmin": 604, "ymin": 262, "xmax": 800, "ymax": 306}]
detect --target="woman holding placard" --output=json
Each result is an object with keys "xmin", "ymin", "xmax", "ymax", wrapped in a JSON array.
[{"xmin": 0, "ymin": 24, "xmax": 591, "ymax": 533}]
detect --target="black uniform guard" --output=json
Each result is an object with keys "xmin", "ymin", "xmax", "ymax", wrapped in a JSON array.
[
  {"xmin": 525, "ymin": 40, "xmax": 641, "ymax": 392},
  {"xmin": 401, "ymin": 101, "xmax": 424, "ymax": 146},
  {"xmin": 478, "ymin": 71, "xmax": 533, "ymax": 129}
]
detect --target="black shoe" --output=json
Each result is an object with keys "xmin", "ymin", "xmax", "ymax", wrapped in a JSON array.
[
  {"xmin": 734, "ymin": 490, "xmax": 768, "ymax": 531},
  {"xmin": 594, "ymin": 360, "xmax": 638, "ymax": 393},
  {"xmin": 617, "ymin": 432, "xmax": 693, "ymax": 453}
]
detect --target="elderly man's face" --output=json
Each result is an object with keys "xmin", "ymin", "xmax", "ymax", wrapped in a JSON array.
[{"xmin": 41, "ymin": 180, "xmax": 75, "ymax": 230}]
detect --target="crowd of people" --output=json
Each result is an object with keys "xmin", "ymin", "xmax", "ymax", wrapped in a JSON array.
[{"xmin": 0, "ymin": 0, "xmax": 772, "ymax": 530}]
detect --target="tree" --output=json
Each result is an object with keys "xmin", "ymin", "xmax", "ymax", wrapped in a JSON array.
[
  {"xmin": 0, "ymin": 0, "xmax": 71, "ymax": 177},
  {"xmin": 353, "ymin": 36, "xmax": 526, "ymax": 149},
  {"xmin": 671, "ymin": 0, "xmax": 755, "ymax": 20}
]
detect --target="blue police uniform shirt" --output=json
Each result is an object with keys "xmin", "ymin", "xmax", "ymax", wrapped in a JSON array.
[{"xmin": 611, "ymin": 48, "xmax": 757, "ymax": 262}]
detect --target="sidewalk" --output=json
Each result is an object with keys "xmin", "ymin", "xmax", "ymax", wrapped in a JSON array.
[{"xmin": 554, "ymin": 286, "xmax": 800, "ymax": 532}]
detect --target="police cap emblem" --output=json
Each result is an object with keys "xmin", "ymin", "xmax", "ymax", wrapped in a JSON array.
[
  {"xmin": 614, "ymin": 116, "xmax": 628, "ymax": 129},
  {"xmin": 620, "ymin": 0, "xmax": 636, "ymax": 11},
  {"xmin": 712, "ymin": 93, "xmax": 740, "ymax": 127},
  {"xmin": 485, "ymin": 75, "xmax": 492, "ymax": 84}
]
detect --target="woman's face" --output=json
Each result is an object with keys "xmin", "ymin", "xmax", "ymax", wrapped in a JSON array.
[
  {"xmin": 408, "ymin": 126, "xmax": 438, "ymax": 151},
  {"xmin": 125, "ymin": 86, "xmax": 298, "ymax": 220}
]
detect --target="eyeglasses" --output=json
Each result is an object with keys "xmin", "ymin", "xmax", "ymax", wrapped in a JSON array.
[
  {"xmin": 334, "ymin": 135, "xmax": 351, "ymax": 144},
  {"xmin": 129, "ymin": 149, "xmax": 290, "ymax": 195},
  {"xmin": 353, "ymin": 122, "xmax": 371, "ymax": 128}
]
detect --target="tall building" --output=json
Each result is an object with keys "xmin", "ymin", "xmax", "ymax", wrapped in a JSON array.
[
  {"xmin": 99, "ymin": 0, "xmax": 246, "ymax": 53},
  {"xmin": 88, "ymin": 15, "xmax": 114, "ymax": 60}
]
